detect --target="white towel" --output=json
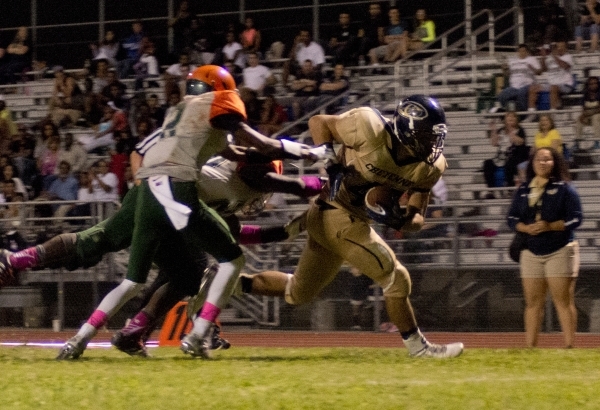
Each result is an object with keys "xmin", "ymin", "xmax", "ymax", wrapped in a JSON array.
[{"xmin": 148, "ymin": 175, "xmax": 192, "ymax": 230}]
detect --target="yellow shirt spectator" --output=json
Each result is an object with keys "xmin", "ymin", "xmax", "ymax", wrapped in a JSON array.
[{"xmin": 534, "ymin": 115, "xmax": 563, "ymax": 154}]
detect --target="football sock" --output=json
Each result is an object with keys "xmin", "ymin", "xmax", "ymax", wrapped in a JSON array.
[
  {"xmin": 8, "ymin": 246, "xmax": 42, "ymax": 270},
  {"xmin": 121, "ymin": 311, "xmax": 153, "ymax": 337},
  {"xmin": 190, "ymin": 255, "xmax": 244, "ymax": 338}
]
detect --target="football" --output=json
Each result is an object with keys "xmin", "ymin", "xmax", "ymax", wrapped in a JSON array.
[{"xmin": 365, "ymin": 186, "xmax": 397, "ymax": 211}]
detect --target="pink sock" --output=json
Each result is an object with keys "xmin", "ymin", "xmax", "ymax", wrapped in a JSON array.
[
  {"xmin": 87, "ymin": 310, "xmax": 108, "ymax": 329},
  {"xmin": 300, "ymin": 176, "xmax": 323, "ymax": 197},
  {"xmin": 239, "ymin": 225, "xmax": 262, "ymax": 245},
  {"xmin": 8, "ymin": 247, "xmax": 40, "ymax": 270},
  {"xmin": 199, "ymin": 302, "xmax": 221, "ymax": 323},
  {"xmin": 121, "ymin": 311, "xmax": 150, "ymax": 336}
]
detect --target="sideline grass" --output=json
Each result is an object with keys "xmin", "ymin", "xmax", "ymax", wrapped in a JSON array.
[{"xmin": 1, "ymin": 346, "xmax": 600, "ymax": 409}]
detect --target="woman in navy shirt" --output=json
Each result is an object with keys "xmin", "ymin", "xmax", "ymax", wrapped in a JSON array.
[{"xmin": 507, "ymin": 147, "xmax": 582, "ymax": 348}]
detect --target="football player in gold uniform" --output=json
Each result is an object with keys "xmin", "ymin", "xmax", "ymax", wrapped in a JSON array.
[{"xmin": 237, "ymin": 95, "xmax": 463, "ymax": 358}]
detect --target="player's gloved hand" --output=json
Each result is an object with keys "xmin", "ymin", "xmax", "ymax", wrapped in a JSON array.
[
  {"xmin": 305, "ymin": 142, "xmax": 337, "ymax": 162},
  {"xmin": 365, "ymin": 199, "xmax": 408, "ymax": 231}
]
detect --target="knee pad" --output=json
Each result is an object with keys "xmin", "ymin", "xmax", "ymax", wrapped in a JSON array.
[{"xmin": 380, "ymin": 261, "xmax": 411, "ymax": 299}]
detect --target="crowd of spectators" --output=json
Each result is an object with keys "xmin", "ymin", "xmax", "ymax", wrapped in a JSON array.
[{"xmin": 0, "ymin": 1, "xmax": 598, "ymax": 237}]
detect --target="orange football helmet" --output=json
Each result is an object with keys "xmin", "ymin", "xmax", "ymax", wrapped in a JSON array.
[{"xmin": 186, "ymin": 65, "xmax": 236, "ymax": 95}]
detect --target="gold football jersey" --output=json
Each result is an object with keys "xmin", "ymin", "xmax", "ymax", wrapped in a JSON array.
[{"xmin": 321, "ymin": 107, "xmax": 446, "ymax": 220}]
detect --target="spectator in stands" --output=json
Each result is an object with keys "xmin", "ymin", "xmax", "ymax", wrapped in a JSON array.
[
  {"xmin": 240, "ymin": 16, "xmax": 262, "ymax": 57},
  {"xmin": 241, "ymin": 52, "xmax": 276, "ymax": 96},
  {"xmin": 147, "ymin": 93, "xmax": 165, "ymax": 127},
  {"xmin": 36, "ymin": 136, "xmax": 61, "ymax": 191},
  {"xmin": 58, "ymin": 132, "xmax": 87, "ymax": 175},
  {"xmin": 0, "ymin": 96, "xmax": 18, "ymax": 149},
  {"xmin": 41, "ymin": 160, "xmax": 79, "ymax": 218},
  {"xmin": 527, "ymin": 41, "xmax": 574, "ymax": 117},
  {"xmin": 327, "ymin": 11, "xmax": 359, "ymax": 66},
  {"xmin": 91, "ymin": 59, "xmax": 111, "ymax": 94},
  {"xmin": 2, "ymin": 163, "xmax": 27, "ymax": 200},
  {"xmin": 575, "ymin": 76, "xmax": 600, "ymax": 147},
  {"xmin": 78, "ymin": 102, "xmax": 127, "ymax": 153},
  {"xmin": 48, "ymin": 66, "xmax": 85, "ymax": 127},
  {"xmin": 0, "ymin": 179, "xmax": 23, "ymax": 220},
  {"xmin": 297, "ymin": 63, "xmax": 350, "ymax": 117},
  {"xmin": 81, "ymin": 77, "xmax": 104, "ymax": 126},
  {"xmin": 239, "ymin": 87, "xmax": 261, "ymax": 128},
  {"xmin": 100, "ymin": 70, "xmax": 127, "ymax": 104},
  {"xmin": 368, "ymin": 7, "xmax": 408, "ymax": 64},
  {"xmin": 507, "ymin": 146, "xmax": 582, "ymax": 348},
  {"xmin": 257, "ymin": 94, "xmax": 288, "ymax": 137},
  {"xmin": 223, "ymin": 59, "xmax": 243, "ymax": 86},
  {"xmin": 290, "ymin": 59, "xmax": 322, "ymax": 120},
  {"xmin": 492, "ymin": 44, "xmax": 542, "ymax": 113},
  {"xmin": 89, "ymin": 159, "xmax": 119, "ymax": 202},
  {"xmin": 9, "ymin": 125, "xmax": 37, "ymax": 187},
  {"xmin": 66, "ymin": 170, "xmax": 93, "ymax": 222},
  {"xmin": 33, "ymin": 121, "xmax": 59, "ymax": 160},
  {"xmin": 534, "ymin": 113, "xmax": 563, "ymax": 154},
  {"xmin": 90, "ymin": 30, "xmax": 120, "ymax": 67},
  {"xmin": 317, "ymin": 63, "xmax": 350, "ymax": 112},
  {"xmin": 282, "ymin": 29, "xmax": 325, "ymax": 86},
  {"xmin": 188, "ymin": 19, "xmax": 217, "ymax": 66},
  {"xmin": 0, "ymin": 26, "xmax": 31, "ymax": 85},
  {"xmin": 483, "ymin": 111, "xmax": 530, "ymax": 194},
  {"xmin": 408, "ymin": 9, "xmax": 436, "ymax": 53},
  {"xmin": 530, "ymin": 0, "xmax": 568, "ymax": 47},
  {"xmin": 168, "ymin": 0, "xmax": 195, "ymax": 56},
  {"xmin": 357, "ymin": 1, "xmax": 386, "ymax": 64},
  {"xmin": 163, "ymin": 89, "xmax": 182, "ymax": 118},
  {"xmin": 109, "ymin": 139, "xmax": 130, "ymax": 197},
  {"xmin": 163, "ymin": 52, "xmax": 196, "ymax": 101},
  {"xmin": 575, "ymin": 0, "xmax": 600, "ymax": 53},
  {"xmin": 222, "ymin": 31, "xmax": 245, "ymax": 71},
  {"xmin": 120, "ymin": 164, "xmax": 135, "ymax": 201},
  {"xmin": 133, "ymin": 40, "xmax": 160, "ymax": 91},
  {"xmin": 117, "ymin": 20, "xmax": 144, "ymax": 79},
  {"xmin": 104, "ymin": 80, "xmax": 129, "ymax": 111}
]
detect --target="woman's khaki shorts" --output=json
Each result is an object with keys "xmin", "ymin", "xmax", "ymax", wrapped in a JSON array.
[{"xmin": 520, "ymin": 241, "xmax": 580, "ymax": 279}]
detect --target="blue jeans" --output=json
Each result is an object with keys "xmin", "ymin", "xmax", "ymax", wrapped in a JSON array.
[{"xmin": 497, "ymin": 85, "xmax": 530, "ymax": 112}]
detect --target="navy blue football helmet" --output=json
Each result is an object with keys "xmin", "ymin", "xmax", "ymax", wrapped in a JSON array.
[{"xmin": 392, "ymin": 95, "xmax": 447, "ymax": 165}]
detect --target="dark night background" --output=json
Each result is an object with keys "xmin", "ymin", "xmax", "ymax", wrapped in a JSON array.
[{"xmin": 0, "ymin": 0, "xmax": 550, "ymax": 68}]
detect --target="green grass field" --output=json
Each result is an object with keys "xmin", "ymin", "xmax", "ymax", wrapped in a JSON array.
[{"xmin": 2, "ymin": 346, "xmax": 600, "ymax": 409}]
